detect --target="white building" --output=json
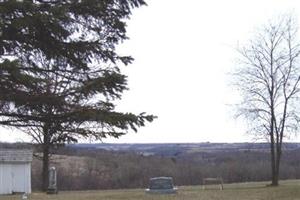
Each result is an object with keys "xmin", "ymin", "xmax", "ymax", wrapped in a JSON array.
[{"xmin": 0, "ymin": 149, "xmax": 33, "ymax": 194}]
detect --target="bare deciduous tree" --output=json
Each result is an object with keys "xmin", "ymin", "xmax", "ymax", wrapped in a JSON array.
[{"xmin": 234, "ymin": 16, "xmax": 300, "ymax": 186}]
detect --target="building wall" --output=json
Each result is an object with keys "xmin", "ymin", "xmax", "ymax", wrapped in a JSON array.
[{"xmin": 0, "ymin": 163, "xmax": 31, "ymax": 194}]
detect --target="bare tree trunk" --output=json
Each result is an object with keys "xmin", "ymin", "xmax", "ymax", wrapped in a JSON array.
[
  {"xmin": 270, "ymin": 134, "xmax": 278, "ymax": 186},
  {"xmin": 274, "ymin": 145, "xmax": 282, "ymax": 186},
  {"xmin": 270, "ymin": 134, "xmax": 281, "ymax": 186},
  {"xmin": 270, "ymin": 84, "xmax": 278, "ymax": 186}
]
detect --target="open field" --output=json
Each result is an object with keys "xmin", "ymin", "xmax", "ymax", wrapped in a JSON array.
[{"xmin": 2, "ymin": 180, "xmax": 300, "ymax": 200}]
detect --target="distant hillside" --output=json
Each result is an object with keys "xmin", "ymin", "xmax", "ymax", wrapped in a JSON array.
[
  {"xmin": 2, "ymin": 142, "xmax": 300, "ymax": 191},
  {"xmin": 68, "ymin": 142, "xmax": 300, "ymax": 157}
]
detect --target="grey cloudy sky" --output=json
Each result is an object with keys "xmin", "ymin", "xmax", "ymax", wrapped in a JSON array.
[{"xmin": 2, "ymin": 0, "xmax": 300, "ymax": 143}]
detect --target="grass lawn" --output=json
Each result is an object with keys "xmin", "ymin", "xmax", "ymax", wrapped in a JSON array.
[{"xmin": 2, "ymin": 180, "xmax": 300, "ymax": 200}]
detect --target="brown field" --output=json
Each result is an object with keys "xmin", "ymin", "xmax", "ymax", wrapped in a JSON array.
[{"xmin": 1, "ymin": 180, "xmax": 300, "ymax": 200}]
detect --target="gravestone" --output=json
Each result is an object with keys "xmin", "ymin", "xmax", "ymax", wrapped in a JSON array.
[
  {"xmin": 47, "ymin": 167, "xmax": 58, "ymax": 194},
  {"xmin": 145, "ymin": 177, "xmax": 177, "ymax": 194}
]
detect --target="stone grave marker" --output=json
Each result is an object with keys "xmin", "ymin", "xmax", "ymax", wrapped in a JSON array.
[
  {"xmin": 145, "ymin": 177, "xmax": 177, "ymax": 194},
  {"xmin": 47, "ymin": 167, "xmax": 58, "ymax": 194}
]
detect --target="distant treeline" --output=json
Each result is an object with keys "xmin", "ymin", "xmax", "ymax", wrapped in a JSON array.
[
  {"xmin": 29, "ymin": 145, "xmax": 300, "ymax": 191},
  {"xmin": 1, "ymin": 142, "xmax": 299, "ymax": 190}
]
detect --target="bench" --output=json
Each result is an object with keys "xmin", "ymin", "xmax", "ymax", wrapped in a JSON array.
[{"xmin": 202, "ymin": 177, "xmax": 223, "ymax": 190}]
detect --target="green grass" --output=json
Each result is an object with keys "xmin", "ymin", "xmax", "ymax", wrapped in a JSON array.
[{"xmin": 2, "ymin": 180, "xmax": 300, "ymax": 200}]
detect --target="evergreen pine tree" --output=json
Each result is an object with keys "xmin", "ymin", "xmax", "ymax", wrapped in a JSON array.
[{"xmin": 0, "ymin": 0, "xmax": 154, "ymax": 190}]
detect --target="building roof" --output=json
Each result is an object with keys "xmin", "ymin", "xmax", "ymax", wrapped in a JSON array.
[{"xmin": 0, "ymin": 149, "xmax": 33, "ymax": 163}]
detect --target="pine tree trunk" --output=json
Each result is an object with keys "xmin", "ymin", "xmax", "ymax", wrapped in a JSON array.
[
  {"xmin": 42, "ymin": 145, "xmax": 50, "ymax": 191},
  {"xmin": 42, "ymin": 123, "xmax": 51, "ymax": 191}
]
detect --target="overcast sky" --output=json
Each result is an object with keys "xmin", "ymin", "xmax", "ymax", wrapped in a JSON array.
[{"xmin": 2, "ymin": 0, "xmax": 300, "ymax": 143}]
